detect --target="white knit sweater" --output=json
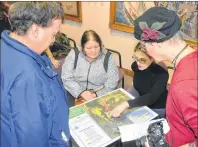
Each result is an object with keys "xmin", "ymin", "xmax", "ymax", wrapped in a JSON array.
[{"xmin": 61, "ymin": 48, "xmax": 119, "ymax": 98}]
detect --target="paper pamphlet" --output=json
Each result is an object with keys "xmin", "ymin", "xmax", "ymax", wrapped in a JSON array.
[
  {"xmin": 118, "ymin": 118, "xmax": 170, "ymax": 142},
  {"xmin": 69, "ymin": 88, "xmax": 158, "ymax": 147}
]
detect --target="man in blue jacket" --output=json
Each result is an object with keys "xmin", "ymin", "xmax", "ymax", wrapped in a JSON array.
[{"xmin": 1, "ymin": 2, "xmax": 70, "ymax": 147}]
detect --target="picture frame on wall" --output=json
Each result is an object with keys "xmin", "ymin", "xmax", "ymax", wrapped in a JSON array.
[
  {"xmin": 61, "ymin": 2, "xmax": 82, "ymax": 23},
  {"xmin": 109, "ymin": 2, "xmax": 197, "ymax": 47},
  {"xmin": 109, "ymin": 2, "xmax": 155, "ymax": 34},
  {"xmin": 155, "ymin": 2, "xmax": 197, "ymax": 48}
]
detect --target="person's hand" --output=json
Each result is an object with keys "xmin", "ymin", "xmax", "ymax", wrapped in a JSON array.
[
  {"xmin": 145, "ymin": 142, "xmax": 150, "ymax": 147},
  {"xmin": 80, "ymin": 91, "xmax": 96, "ymax": 101},
  {"xmin": 110, "ymin": 101, "xmax": 129, "ymax": 118},
  {"xmin": 50, "ymin": 58, "xmax": 60, "ymax": 68}
]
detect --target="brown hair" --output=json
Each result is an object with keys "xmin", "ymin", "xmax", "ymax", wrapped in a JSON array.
[
  {"xmin": 81, "ymin": 30, "xmax": 102, "ymax": 52},
  {"xmin": 0, "ymin": 1, "xmax": 15, "ymax": 18},
  {"xmin": 134, "ymin": 42, "xmax": 152, "ymax": 59}
]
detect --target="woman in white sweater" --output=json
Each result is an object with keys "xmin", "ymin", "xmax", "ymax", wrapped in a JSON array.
[{"xmin": 61, "ymin": 30, "xmax": 119, "ymax": 107}]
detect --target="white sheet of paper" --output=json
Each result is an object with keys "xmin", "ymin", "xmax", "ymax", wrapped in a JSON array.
[
  {"xmin": 118, "ymin": 118, "xmax": 169, "ymax": 142},
  {"xmin": 69, "ymin": 113, "xmax": 111, "ymax": 147}
]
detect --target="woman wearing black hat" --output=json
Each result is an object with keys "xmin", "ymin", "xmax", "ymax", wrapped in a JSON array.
[
  {"xmin": 113, "ymin": 7, "xmax": 198, "ymax": 147},
  {"xmin": 133, "ymin": 7, "xmax": 197, "ymax": 147}
]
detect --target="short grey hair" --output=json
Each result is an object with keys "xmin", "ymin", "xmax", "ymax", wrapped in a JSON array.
[
  {"xmin": 169, "ymin": 31, "xmax": 183, "ymax": 43},
  {"xmin": 9, "ymin": 2, "xmax": 64, "ymax": 35}
]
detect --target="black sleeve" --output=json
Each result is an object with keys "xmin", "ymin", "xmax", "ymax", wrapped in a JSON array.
[{"xmin": 128, "ymin": 71, "xmax": 168, "ymax": 108}]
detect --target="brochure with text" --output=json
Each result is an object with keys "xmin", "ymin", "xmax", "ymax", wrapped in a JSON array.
[{"xmin": 69, "ymin": 88, "xmax": 158, "ymax": 147}]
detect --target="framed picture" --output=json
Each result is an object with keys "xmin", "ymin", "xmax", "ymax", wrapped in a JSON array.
[
  {"xmin": 109, "ymin": 2, "xmax": 197, "ymax": 46},
  {"xmin": 61, "ymin": 2, "xmax": 82, "ymax": 23},
  {"xmin": 155, "ymin": 2, "xmax": 197, "ymax": 46},
  {"xmin": 109, "ymin": 2, "xmax": 155, "ymax": 33}
]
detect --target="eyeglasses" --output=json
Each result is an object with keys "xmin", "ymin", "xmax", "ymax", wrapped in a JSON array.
[{"xmin": 132, "ymin": 55, "xmax": 148, "ymax": 64}]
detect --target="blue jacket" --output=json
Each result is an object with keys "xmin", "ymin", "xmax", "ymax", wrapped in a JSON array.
[{"xmin": 1, "ymin": 31, "xmax": 70, "ymax": 147}]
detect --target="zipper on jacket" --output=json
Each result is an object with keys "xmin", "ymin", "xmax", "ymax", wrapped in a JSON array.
[{"xmin": 85, "ymin": 62, "xmax": 93, "ymax": 90}]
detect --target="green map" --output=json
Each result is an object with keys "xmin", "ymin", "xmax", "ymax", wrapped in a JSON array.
[{"xmin": 69, "ymin": 89, "xmax": 157, "ymax": 141}]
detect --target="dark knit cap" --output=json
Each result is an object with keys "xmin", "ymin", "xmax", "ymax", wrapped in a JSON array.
[{"xmin": 134, "ymin": 7, "xmax": 181, "ymax": 43}]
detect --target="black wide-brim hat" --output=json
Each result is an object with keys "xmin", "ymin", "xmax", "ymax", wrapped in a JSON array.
[{"xmin": 134, "ymin": 7, "xmax": 181, "ymax": 43}]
